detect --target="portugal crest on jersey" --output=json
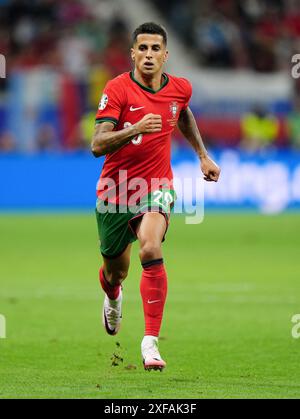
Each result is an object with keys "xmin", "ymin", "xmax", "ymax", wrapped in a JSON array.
[
  {"xmin": 169, "ymin": 101, "xmax": 178, "ymax": 118},
  {"xmin": 99, "ymin": 94, "xmax": 108, "ymax": 110}
]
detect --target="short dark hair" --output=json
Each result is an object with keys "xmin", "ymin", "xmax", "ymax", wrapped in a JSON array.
[{"xmin": 132, "ymin": 22, "xmax": 167, "ymax": 45}]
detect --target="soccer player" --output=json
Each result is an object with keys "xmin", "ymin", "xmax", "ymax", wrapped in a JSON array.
[{"xmin": 92, "ymin": 22, "xmax": 220, "ymax": 371}]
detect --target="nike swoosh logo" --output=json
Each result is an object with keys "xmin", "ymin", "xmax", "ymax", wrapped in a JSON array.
[
  {"xmin": 147, "ymin": 299, "xmax": 161, "ymax": 304},
  {"xmin": 130, "ymin": 106, "xmax": 145, "ymax": 111}
]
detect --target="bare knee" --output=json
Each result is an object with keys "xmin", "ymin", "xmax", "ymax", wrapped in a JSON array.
[{"xmin": 139, "ymin": 241, "xmax": 162, "ymax": 263}]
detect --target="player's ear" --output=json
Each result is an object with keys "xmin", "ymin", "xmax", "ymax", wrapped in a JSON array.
[
  {"xmin": 131, "ymin": 48, "xmax": 135, "ymax": 62},
  {"xmin": 163, "ymin": 50, "xmax": 169, "ymax": 63}
]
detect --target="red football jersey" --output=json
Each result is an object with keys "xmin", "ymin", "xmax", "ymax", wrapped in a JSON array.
[{"xmin": 95, "ymin": 71, "xmax": 192, "ymax": 205}]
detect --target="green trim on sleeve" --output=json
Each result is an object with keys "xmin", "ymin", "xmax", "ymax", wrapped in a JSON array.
[{"xmin": 95, "ymin": 117, "xmax": 118, "ymax": 126}]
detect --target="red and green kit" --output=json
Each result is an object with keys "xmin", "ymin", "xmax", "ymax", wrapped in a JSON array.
[{"xmin": 95, "ymin": 71, "xmax": 192, "ymax": 257}]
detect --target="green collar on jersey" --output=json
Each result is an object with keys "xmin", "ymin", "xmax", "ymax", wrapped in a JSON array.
[{"xmin": 130, "ymin": 71, "xmax": 169, "ymax": 94}]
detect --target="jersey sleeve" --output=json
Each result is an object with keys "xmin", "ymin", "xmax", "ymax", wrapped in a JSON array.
[
  {"xmin": 95, "ymin": 79, "xmax": 126, "ymax": 126},
  {"xmin": 182, "ymin": 78, "xmax": 193, "ymax": 110}
]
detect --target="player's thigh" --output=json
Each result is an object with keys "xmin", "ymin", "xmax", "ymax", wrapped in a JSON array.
[
  {"xmin": 102, "ymin": 243, "xmax": 132, "ymax": 282},
  {"xmin": 136, "ymin": 212, "xmax": 167, "ymax": 247}
]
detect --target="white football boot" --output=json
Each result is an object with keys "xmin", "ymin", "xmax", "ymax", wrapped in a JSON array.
[
  {"xmin": 102, "ymin": 288, "xmax": 122, "ymax": 335},
  {"xmin": 142, "ymin": 335, "xmax": 166, "ymax": 371}
]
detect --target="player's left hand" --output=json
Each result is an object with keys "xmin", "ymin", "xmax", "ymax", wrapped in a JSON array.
[{"xmin": 200, "ymin": 155, "xmax": 221, "ymax": 182}]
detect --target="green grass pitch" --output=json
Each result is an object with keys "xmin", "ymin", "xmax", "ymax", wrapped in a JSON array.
[{"xmin": 0, "ymin": 213, "xmax": 300, "ymax": 399}]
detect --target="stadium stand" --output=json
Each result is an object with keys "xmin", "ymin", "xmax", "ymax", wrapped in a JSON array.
[
  {"xmin": 149, "ymin": 0, "xmax": 300, "ymax": 72},
  {"xmin": 0, "ymin": 0, "xmax": 131, "ymax": 152},
  {"xmin": 0, "ymin": 0, "xmax": 299, "ymax": 152}
]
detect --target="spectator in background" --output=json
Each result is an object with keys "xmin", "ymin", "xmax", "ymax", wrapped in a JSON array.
[
  {"xmin": 283, "ymin": 0, "xmax": 300, "ymax": 40},
  {"xmin": 103, "ymin": 17, "xmax": 131, "ymax": 77},
  {"xmin": 241, "ymin": 105, "xmax": 279, "ymax": 151},
  {"xmin": 58, "ymin": 26, "xmax": 93, "ymax": 79},
  {"xmin": 193, "ymin": 9, "xmax": 243, "ymax": 68},
  {"xmin": 57, "ymin": 0, "xmax": 88, "ymax": 25},
  {"xmin": 169, "ymin": 0, "xmax": 194, "ymax": 45},
  {"xmin": 237, "ymin": 0, "xmax": 265, "ymax": 23},
  {"xmin": 249, "ymin": 4, "xmax": 283, "ymax": 72}
]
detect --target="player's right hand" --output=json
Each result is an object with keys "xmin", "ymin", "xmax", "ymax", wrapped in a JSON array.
[{"xmin": 135, "ymin": 113, "xmax": 162, "ymax": 133}]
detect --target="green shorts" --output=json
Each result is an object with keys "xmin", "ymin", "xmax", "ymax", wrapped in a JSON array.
[{"xmin": 95, "ymin": 189, "xmax": 176, "ymax": 258}]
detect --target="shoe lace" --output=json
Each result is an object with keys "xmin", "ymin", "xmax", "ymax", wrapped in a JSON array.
[{"xmin": 105, "ymin": 304, "xmax": 121, "ymax": 327}]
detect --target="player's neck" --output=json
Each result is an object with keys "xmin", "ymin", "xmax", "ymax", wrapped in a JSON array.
[{"xmin": 133, "ymin": 69, "xmax": 164, "ymax": 92}]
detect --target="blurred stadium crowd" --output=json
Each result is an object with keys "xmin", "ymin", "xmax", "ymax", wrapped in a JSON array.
[
  {"xmin": 0, "ymin": 0, "xmax": 131, "ymax": 152},
  {"xmin": 151, "ymin": 0, "xmax": 300, "ymax": 72},
  {"xmin": 0, "ymin": 0, "xmax": 300, "ymax": 153}
]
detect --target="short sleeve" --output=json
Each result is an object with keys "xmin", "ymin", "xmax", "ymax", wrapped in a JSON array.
[
  {"xmin": 95, "ymin": 79, "xmax": 125, "ymax": 126},
  {"xmin": 182, "ymin": 79, "xmax": 193, "ymax": 110}
]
